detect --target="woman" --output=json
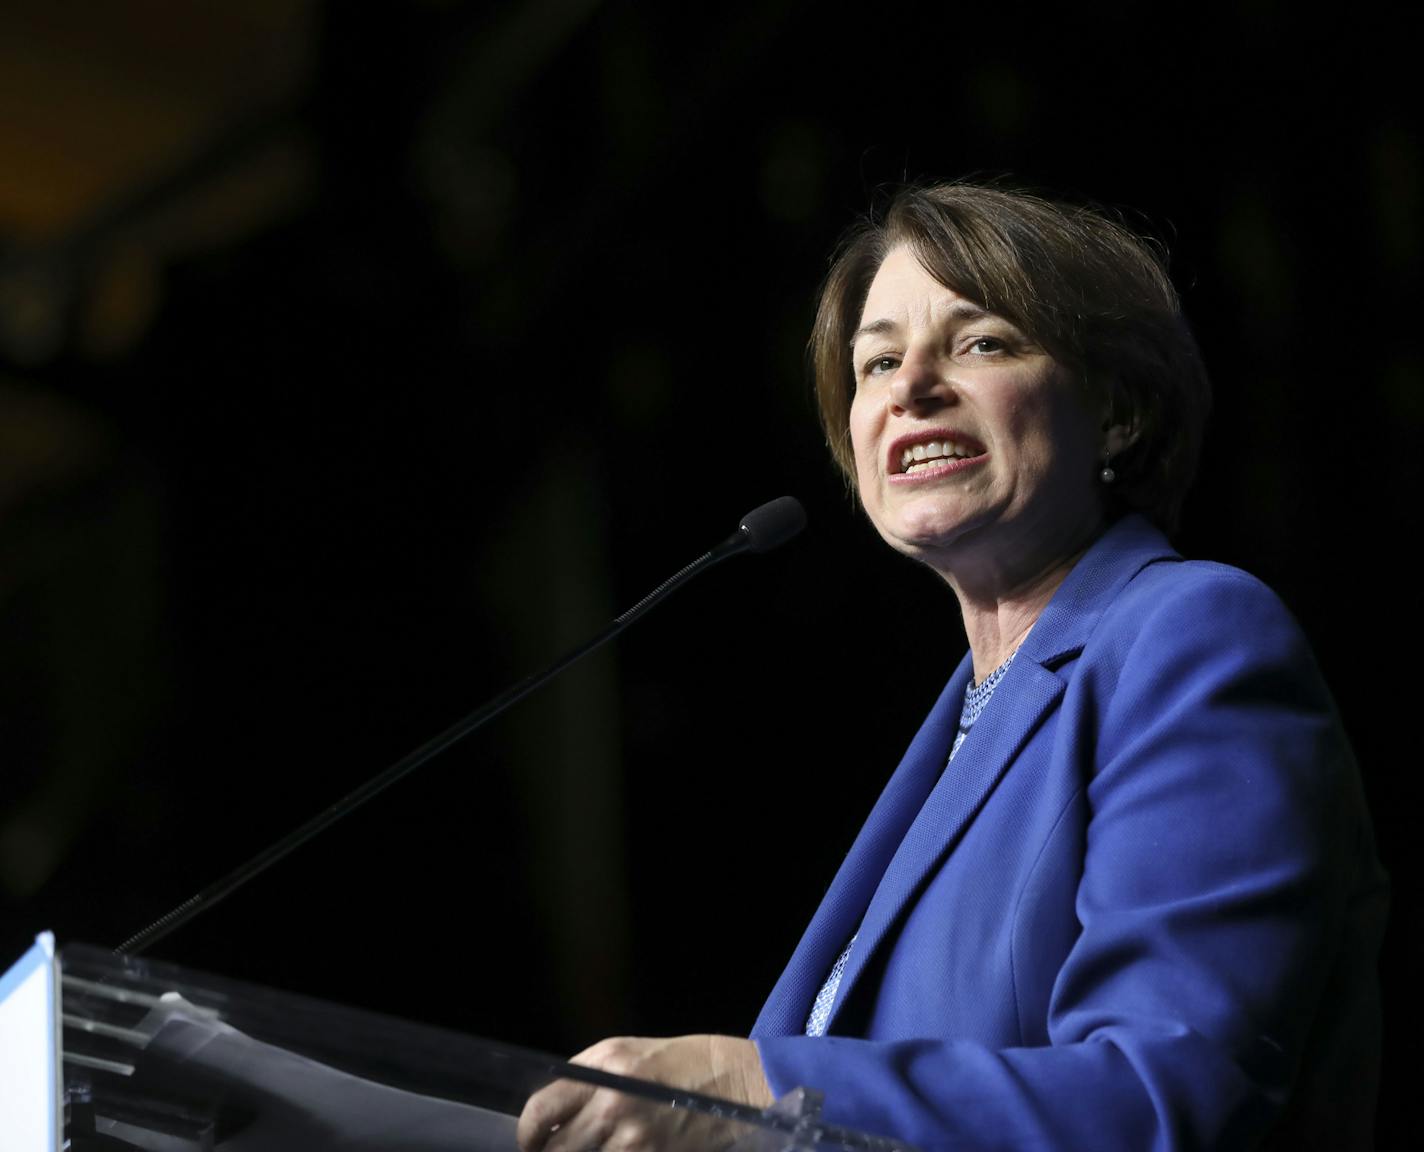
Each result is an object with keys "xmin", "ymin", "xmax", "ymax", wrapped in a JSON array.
[{"xmin": 518, "ymin": 184, "xmax": 1388, "ymax": 1151}]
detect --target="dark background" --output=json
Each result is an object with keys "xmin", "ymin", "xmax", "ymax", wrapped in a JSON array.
[{"xmin": 2, "ymin": 0, "xmax": 1418, "ymax": 1141}]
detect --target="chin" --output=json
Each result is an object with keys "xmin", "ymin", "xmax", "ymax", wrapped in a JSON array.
[{"xmin": 876, "ymin": 513, "xmax": 977, "ymax": 561}]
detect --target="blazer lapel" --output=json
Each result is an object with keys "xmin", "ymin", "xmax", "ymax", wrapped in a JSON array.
[
  {"xmin": 752, "ymin": 660, "xmax": 973, "ymax": 1037},
  {"xmin": 822, "ymin": 516, "xmax": 1180, "ymax": 1032},
  {"xmin": 753, "ymin": 516, "xmax": 1181, "ymax": 1038},
  {"xmin": 825, "ymin": 660, "xmax": 1066, "ymax": 1028}
]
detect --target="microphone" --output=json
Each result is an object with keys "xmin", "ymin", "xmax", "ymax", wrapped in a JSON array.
[
  {"xmin": 115, "ymin": 497, "xmax": 807, "ymax": 957},
  {"xmin": 732, "ymin": 495, "xmax": 808, "ymax": 554}
]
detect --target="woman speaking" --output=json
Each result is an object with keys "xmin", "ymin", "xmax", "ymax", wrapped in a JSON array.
[{"xmin": 517, "ymin": 183, "xmax": 1388, "ymax": 1151}]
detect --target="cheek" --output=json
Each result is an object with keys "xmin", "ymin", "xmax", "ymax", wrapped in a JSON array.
[
  {"xmin": 1010, "ymin": 389, "xmax": 1097, "ymax": 479},
  {"xmin": 1045, "ymin": 396, "xmax": 1103, "ymax": 472}
]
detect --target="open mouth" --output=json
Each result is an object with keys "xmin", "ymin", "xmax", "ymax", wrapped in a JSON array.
[{"xmin": 893, "ymin": 435, "xmax": 986, "ymax": 475}]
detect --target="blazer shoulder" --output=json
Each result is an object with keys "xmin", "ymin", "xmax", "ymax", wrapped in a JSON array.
[
  {"xmin": 1103, "ymin": 553, "xmax": 1307, "ymax": 646},
  {"xmin": 1026, "ymin": 517, "xmax": 1302, "ymax": 668},
  {"xmin": 1081, "ymin": 553, "xmax": 1339, "ymax": 738}
]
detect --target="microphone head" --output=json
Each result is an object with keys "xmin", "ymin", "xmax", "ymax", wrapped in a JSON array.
[{"xmin": 738, "ymin": 496, "xmax": 807, "ymax": 553}]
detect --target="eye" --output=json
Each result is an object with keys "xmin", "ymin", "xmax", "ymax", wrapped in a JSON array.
[
  {"xmin": 863, "ymin": 354, "xmax": 900, "ymax": 377},
  {"xmin": 967, "ymin": 336, "xmax": 1006, "ymax": 355}
]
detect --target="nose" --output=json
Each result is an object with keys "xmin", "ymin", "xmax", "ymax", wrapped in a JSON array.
[{"xmin": 888, "ymin": 348, "xmax": 954, "ymax": 414}]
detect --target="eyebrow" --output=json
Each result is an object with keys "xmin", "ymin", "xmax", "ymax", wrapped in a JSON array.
[{"xmin": 849, "ymin": 301, "xmax": 993, "ymax": 347}]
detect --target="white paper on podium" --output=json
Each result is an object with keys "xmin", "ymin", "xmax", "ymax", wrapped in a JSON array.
[
  {"xmin": 0, "ymin": 932, "xmax": 61, "ymax": 1152},
  {"xmin": 123, "ymin": 994, "xmax": 519, "ymax": 1151}
]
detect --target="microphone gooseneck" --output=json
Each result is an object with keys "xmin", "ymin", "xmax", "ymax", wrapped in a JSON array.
[{"xmin": 115, "ymin": 497, "xmax": 807, "ymax": 957}]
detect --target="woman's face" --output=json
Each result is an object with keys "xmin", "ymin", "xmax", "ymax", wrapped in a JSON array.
[{"xmin": 848, "ymin": 245, "xmax": 1107, "ymax": 579}]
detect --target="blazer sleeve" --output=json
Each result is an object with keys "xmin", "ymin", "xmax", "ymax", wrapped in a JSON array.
[{"xmin": 753, "ymin": 566, "xmax": 1382, "ymax": 1151}]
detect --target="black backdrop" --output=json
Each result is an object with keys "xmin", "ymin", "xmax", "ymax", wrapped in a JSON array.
[{"xmin": 2, "ymin": 1, "xmax": 1418, "ymax": 1141}]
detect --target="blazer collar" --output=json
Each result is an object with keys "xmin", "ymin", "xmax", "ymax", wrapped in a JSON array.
[
  {"xmin": 752, "ymin": 515, "xmax": 1179, "ymax": 1037},
  {"xmin": 1016, "ymin": 514, "xmax": 1179, "ymax": 670}
]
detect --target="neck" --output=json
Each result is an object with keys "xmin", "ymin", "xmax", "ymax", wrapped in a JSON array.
[{"xmin": 933, "ymin": 514, "xmax": 1106, "ymax": 681}]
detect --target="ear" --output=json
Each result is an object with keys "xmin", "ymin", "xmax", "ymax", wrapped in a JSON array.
[
  {"xmin": 1095, "ymin": 380, "xmax": 1139, "ymax": 457},
  {"xmin": 1103, "ymin": 419, "xmax": 1138, "ymax": 457}
]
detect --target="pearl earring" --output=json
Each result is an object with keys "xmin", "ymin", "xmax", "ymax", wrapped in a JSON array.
[{"xmin": 1099, "ymin": 452, "xmax": 1116, "ymax": 485}]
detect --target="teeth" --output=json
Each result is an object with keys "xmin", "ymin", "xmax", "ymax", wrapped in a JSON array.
[{"xmin": 900, "ymin": 439, "xmax": 971, "ymax": 471}]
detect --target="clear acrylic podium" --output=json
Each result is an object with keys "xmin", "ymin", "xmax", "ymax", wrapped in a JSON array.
[{"xmin": 5, "ymin": 935, "xmax": 917, "ymax": 1152}]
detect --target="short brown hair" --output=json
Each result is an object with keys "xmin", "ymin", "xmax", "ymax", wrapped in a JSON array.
[{"xmin": 812, "ymin": 182, "xmax": 1210, "ymax": 534}]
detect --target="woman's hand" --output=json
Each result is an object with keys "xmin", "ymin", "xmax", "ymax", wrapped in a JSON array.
[{"xmin": 516, "ymin": 1034, "xmax": 774, "ymax": 1152}]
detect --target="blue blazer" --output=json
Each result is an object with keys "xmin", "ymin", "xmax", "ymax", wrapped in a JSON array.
[{"xmin": 752, "ymin": 516, "xmax": 1387, "ymax": 1151}]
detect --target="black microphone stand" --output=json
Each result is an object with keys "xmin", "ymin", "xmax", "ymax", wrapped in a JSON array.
[{"xmin": 115, "ymin": 497, "xmax": 806, "ymax": 956}]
